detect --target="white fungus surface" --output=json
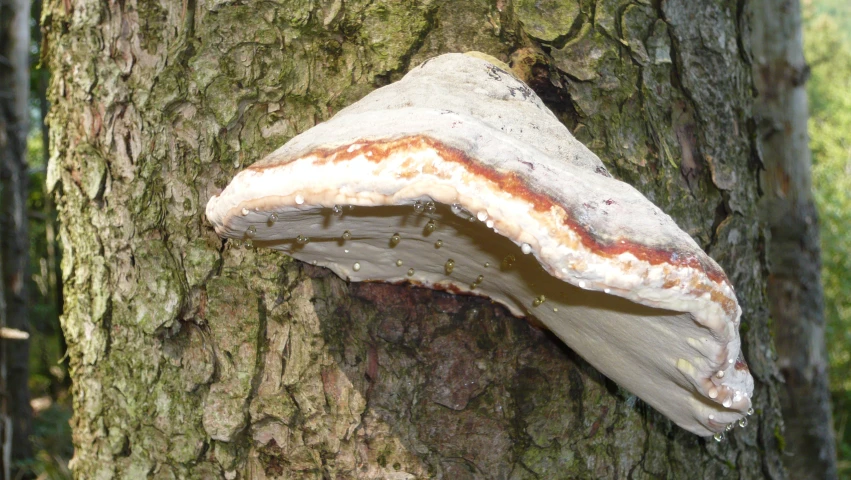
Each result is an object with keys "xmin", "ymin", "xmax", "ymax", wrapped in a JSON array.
[{"xmin": 207, "ymin": 53, "xmax": 754, "ymax": 437}]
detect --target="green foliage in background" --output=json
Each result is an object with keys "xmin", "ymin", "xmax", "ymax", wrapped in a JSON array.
[
  {"xmin": 805, "ymin": 0, "xmax": 851, "ymax": 475},
  {"xmin": 811, "ymin": 0, "xmax": 851, "ymax": 44}
]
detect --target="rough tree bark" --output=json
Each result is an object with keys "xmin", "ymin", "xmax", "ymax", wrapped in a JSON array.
[
  {"xmin": 45, "ymin": 0, "xmax": 788, "ymax": 478},
  {"xmin": 748, "ymin": 0, "xmax": 838, "ymax": 478},
  {"xmin": 0, "ymin": 0, "xmax": 33, "ymax": 471}
]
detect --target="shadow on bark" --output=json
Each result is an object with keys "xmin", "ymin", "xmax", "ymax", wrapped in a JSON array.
[{"xmin": 251, "ymin": 262, "xmax": 698, "ymax": 478}]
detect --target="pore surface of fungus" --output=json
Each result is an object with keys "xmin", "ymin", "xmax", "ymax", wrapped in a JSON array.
[{"xmin": 206, "ymin": 53, "xmax": 754, "ymax": 437}]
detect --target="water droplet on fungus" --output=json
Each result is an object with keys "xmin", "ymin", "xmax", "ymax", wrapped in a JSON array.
[
  {"xmin": 502, "ymin": 255, "xmax": 515, "ymax": 269},
  {"xmin": 445, "ymin": 259, "xmax": 455, "ymax": 274},
  {"xmin": 424, "ymin": 219, "xmax": 436, "ymax": 234}
]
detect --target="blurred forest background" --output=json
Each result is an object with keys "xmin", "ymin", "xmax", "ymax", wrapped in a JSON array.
[
  {"xmin": 807, "ymin": 0, "xmax": 851, "ymax": 476},
  {"xmin": 7, "ymin": 0, "xmax": 851, "ymax": 478}
]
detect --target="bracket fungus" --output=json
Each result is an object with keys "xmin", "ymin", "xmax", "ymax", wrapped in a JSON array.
[{"xmin": 206, "ymin": 53, "xmax": 754, "ymax": 437}]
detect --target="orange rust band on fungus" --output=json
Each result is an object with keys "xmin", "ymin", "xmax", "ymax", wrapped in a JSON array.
[{"xmin": 249, "ymin": 135, "xmax": 730, "ymax": 286}]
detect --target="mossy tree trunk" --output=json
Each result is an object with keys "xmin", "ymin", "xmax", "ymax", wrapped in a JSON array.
[{"xmin": 45, "ymin": 0, "xmax": 788, "ymax": 478}]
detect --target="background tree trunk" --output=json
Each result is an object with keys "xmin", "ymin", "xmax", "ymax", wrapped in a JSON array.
[
  {"xmin": 748, "ymin": 0, "xmax": 838, "ymax": 478},
  {"xmin": 45, "ymin": 0, "xmax": 789, "ymax": 477},
  {"xmin": 0, "ymin": 0, "xmax": 33, "ymax": 472}
]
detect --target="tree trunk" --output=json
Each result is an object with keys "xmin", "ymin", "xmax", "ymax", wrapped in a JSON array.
[
  {"xmin": 0, "ymin": 0, "xmax": 33, "ymax": 472},
  {"xmin": 45, "ymin": 0, "xmax": 788, "ymax": 477},
  {"xmin": 748, "ymin": 0, "xmax": 838, "ymax": 478}
]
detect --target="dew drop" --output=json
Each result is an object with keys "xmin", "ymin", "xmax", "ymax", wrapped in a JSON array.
[
  {"xmin": 425, "ymin": 201, "xmax": 436, "ymax": 214},
  {"xmin": 484, "ymin": 262, "xmax": 490, "ymax": 268},
  {"xmin": 413, "ymin": 201, "xmax": 424, "ymax": 214},
  {"xmin": 246, "ymin": 225, "xmax": 257, "ymax": 238},
  {"xmin": 521, "ymin": 243, "xmax": 532, "ymax": 254},
  {"xmin": 241, "ymin": 208, "xmax": 250, "ymax": 216},
  {"xmin": 502, "ymin": 255, "xmax": 515, "ymax": 269},
  {"xmin": 396, "ymin": 259, "xmax": 403, "ymax": 266},
  {"xmin": 450, "ymin": 203, "xmax": 475, "ymax": 221},
  {"xmin": 738, "ymin": 418, "xmax": 748, "ymax": 428},
  {"xmin": 713, "ymin": 433, "xmax": 724, "ymax": 442},
  {"xmin": 353, "ymin": 262, "xmax": 361, "ymax": 271},
  {"xmin": 532, "ymin": 295, "xmax": 546, "ymax": 307},
  {"xmin": 407, "ymin": 268, "xmax": 415, "ymax": 276},
  {"xmin": 604, "ymin": 288, "xmax": 611, "ymax": 294},
  {"xmin": 268, "ymin": 213, "xmax": 278, "ymax": 224},
  {"xmin": 553, "ymin": 307, "xmax": 559, "ymax": 312},
  {"xmin": 477, "ymin": 211, "xmax": 488, "ymax": 221},
  {"xmin": 333, "ymin": 205, "xmax": 344, "ymax": 216},
  {"xmin": 716, "ymin": 370, "xmax": 725, "ymax": 379},
  {"xmin": 244, "ymin": 239, "xmax": 253, "ymax": 249},
  {"xmin": 295, "ymin": 194, "xmax": 305, "ymax": 205},
  {"xmin": 578, "ymin": 280, "xmax": 586, "ymax": 289},
  {"xmin": 486, "ymin": 219, "xmax": 494, "ymax": 228},
  {"xmin": 722, "ymin": 398, "xmax": 732, "ymax": 408},
  {"xmin": 475, "ymin": 275, "xmax": 484, "ymax": 284},
  {"xmin": 725, "ymin": 423, "xmax": 734, "ymax": 432},
  {"xmin": 424, "ymin": 220, "xmax": 436, "ymax": 234},
  {"xmin": 296, "ymin": 235, "xmax": 310, "ymax": 245},
  {"xmin": 341, "ymin": 230, "xmax": 352, "ymax": 241},
  {"xmin": 445, "ymin": 259, "xmax": 455, "ymax": 275},
  {"xmin": 348, "ymin": 205, "xmax": 354, "ymax": 210},
  {"xmin": 747, "ymin": 408, "xmax": 754, "ymax": 416},
  {"xmin": 233, "ymin": 240, "xmax": 242, "ymax": 248},
  {"xmin": 390, "ymin": 233, "xmax": 401, "ymax": 247},
  {"xmin": 434, "ymin": 240, "xmax": 443, "ymax": 249}
]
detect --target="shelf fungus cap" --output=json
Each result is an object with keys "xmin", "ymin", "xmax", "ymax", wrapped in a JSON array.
[{"xmin": 206, "ymin": 53, "xmax": 754, "ymax": 437}]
